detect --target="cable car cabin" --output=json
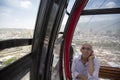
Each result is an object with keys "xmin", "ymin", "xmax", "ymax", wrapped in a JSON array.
[{"xmin": 0, "ymin": 0, "xmax": 120, "ymax": 80}]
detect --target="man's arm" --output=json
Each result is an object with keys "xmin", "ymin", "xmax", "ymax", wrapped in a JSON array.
[
  {"xmin": 88, "ymin": 56, "xmax": 95, "ymax": 76},
  {"xmin": 88, "ymin": 57, "xmax": 100, "ymax": 79}
]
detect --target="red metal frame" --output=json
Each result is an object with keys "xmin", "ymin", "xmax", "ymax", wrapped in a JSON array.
[{"xmin": 64, "ymin": 0, "xmax": 88, "ymax": 79}]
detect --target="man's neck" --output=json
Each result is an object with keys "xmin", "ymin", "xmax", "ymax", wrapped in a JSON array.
[{"xmin": 81, "ymin": 56, "xmax": 88, "ymax": 65}]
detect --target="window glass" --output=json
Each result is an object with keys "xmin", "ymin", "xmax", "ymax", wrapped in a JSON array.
[
  {"xmin": 59, "ymin": 0, "xmax": 75, "ymax": 32},
  {"xmin": 72, "ymin": 14, "xmax": 120, "ymax": 68},
  {"xmin": 59, "ymin": 13, "xmax": 68, "ymax": 32},
  {"xmin": 67, "ymin": 0, "xmax": 75, "ymax": 13},
  {"xmin": 0, "ymin": 29, "xmax": 33, "ymax": 40},
  {"xmin": 0, "ymin": 0, "xmax": 40, "ymax": 40},
  {"xmin": 21, "ymin": 72, "xmax": 30, "ymax": 80},
  {"xmin": 0, "ymin": 45, "xmax": 31, "ymax": 69},
  {"xmin": 0, "ymin": 0, "xmax": 40, "ymax": 69},
  {"xmin": 84, "ymin": 0, "xmax": 120, "ymax": 10},
  {"xmin": 51, "ymin": 34, "xmax": 63, "ymax": 80}
]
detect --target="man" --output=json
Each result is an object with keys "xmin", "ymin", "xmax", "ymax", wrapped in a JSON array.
[{"xmin": 71, "ymin": 43, "xmax": 100, "ymax": 80}]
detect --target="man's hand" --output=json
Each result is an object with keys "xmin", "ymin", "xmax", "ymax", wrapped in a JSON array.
[
  {"xmin": 88, "ymin": 53, "xmax": 94, "ymax": 61},
  {"xmin": 77, "ymin": 74, "xmax": 88, "ymax": 80}
]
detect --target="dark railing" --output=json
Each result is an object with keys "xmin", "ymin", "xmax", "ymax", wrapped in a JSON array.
[
  {"xmin": 0, "ymin": 38, "xmax": 32, "ymax": 50},
  {"xmin": 0, "ymin": 38, "xmax": 32, "ymax": 79},
  {"xmin": 81, "ymin": 8, "xmax": 120, "ymax": 15},
  {"xmin": 66, "ymin": 8, "xmax": 120, "ymax": 16},
  {"xmin": 0, "ymin": 53, "xmax": 32, "ymax": 80}
]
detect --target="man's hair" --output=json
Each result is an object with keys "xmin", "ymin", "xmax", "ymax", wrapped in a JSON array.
[{"xmin": 82, "ymin": 43, "xmax": 93, "ymax": 49}]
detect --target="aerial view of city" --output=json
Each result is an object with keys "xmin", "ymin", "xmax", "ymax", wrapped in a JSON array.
[
  {"xmin": 0, "ymin": 28, "xmax": 33, "ymax": 69},
  {"xmin": 0, "ymin": 18, "xmax": 120, "ymax": 80},
  {"xmin": 0, "ymin": 0, "xmax": 120, "ymax": 80},
  {"xmin": 0, "ymin": 23, "xmax": 120, "ymax": 80},
  {"xmin": 72, "ymin": 19, "xmax": 120, "ymax": 68}
]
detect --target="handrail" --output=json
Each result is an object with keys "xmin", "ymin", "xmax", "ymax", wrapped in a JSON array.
[
  {"xmin": 66, "ymin": 8, "xmax": 120, "ymax": 16},
  {"xmin": 81, "ymin": 8, "xmax": 120, "ymax": 15},
  {"xmin": 0, "ymin": 38, "xmax": 32, "ymax": 50},
  {"xmin": 99, "ymin": 66, "xmax": 120, "ymax": 79},
  {"xmin": 0, "ymin": 53, "xmax": 32, "ymax": 79}
]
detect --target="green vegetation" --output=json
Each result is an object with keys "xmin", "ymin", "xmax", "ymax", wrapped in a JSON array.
[{"xmin": 3, "ymin": 57, "xmax": 16, "ymax": 65}]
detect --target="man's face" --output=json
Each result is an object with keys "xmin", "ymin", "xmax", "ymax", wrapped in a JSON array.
[{"xmin": 80, "ymin": 44, "xmax": 93, "ymax": 58}]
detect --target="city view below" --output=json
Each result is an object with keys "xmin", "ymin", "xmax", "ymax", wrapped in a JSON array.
[
  {"xmin": 0, "ymin": 25, "xmax": 119, "ymax": 80},
  {"xmin": 72, "ymin": 20, "xmax": 120, "ymax": 68},
  {"xmin": 0, "ymin": 24, "xmax": 120, "ymax": 68},
  {"xmin": 0, "ymin": 28, "xmax": 33, "ymax": 69},
  {"xmin": 0, "ymin": 0, "xmax": 120, "ymax": 79}
]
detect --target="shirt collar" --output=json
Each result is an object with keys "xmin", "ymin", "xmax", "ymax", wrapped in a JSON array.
[{"xmin": 79, "ymin": 55, "xmax": 88, "ymax": 66}]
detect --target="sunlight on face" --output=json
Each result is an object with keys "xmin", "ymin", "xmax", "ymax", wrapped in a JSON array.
[{"xmin": 81, "ymin": 43, "xmax": 93, "ymax": 58}]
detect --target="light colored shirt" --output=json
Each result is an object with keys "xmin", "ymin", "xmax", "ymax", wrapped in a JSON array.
[{"xmin": 71, "ymin": 55, "xmax": 100, "ymax": 80}]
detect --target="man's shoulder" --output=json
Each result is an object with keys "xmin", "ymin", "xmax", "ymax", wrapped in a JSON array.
[{"xmin": 73, "ymin": 55, "xmax": 81, "ymax": 61}]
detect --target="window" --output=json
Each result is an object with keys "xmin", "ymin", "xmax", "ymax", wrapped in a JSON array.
[
  {"xmin": 0, "ymin": 0, "xmax": 40, "ymax": 40},
  {"xmin": 0, "ymin": 0, "xmax": 40, "ymax": 69},
  {"xmin": 59, "ymin": 0, "xmax": 75, "ymax": 32},
  {"xmin": 84, "ymin": 0, "xmax": 120, "ymax": 10},
  {"xmin": 0, "ymin": 45, "xmax": 31, "ymax": 69},
  {"xmin": 51, "ymin": 34, "xmax": 63, "ymax": 80},
  {"xmin": 72, "ymin": 14, "xmax": 120, "ymax": 68}
]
